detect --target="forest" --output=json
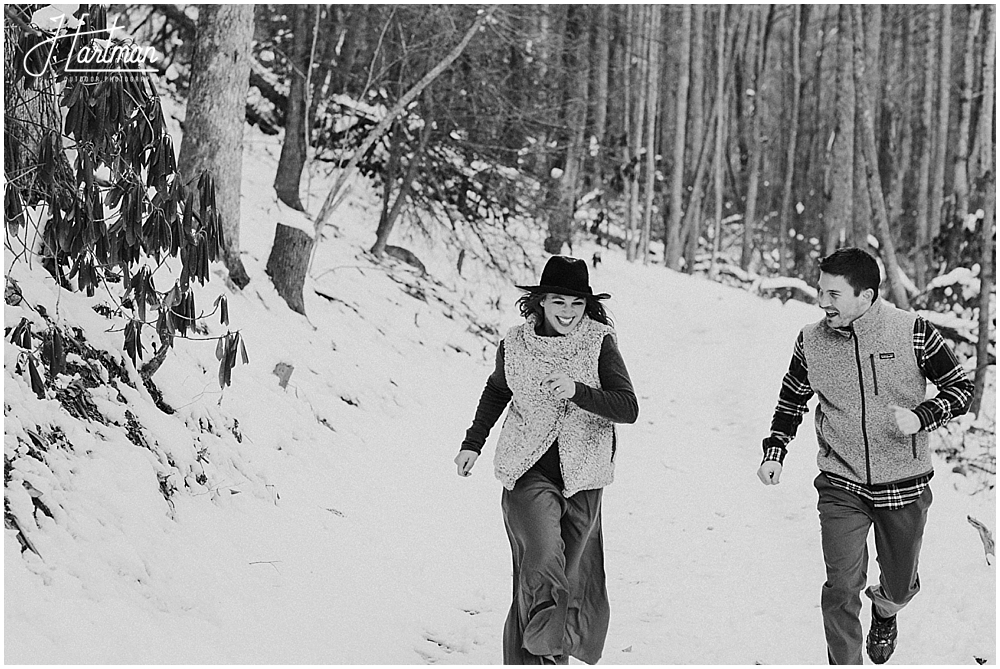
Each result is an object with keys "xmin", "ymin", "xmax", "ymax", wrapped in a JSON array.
[
  {"xmin": 2, "ymin": 6, "xmax": 995, "ymax": 663},
  {"xmin": 4, "ymin": 3, "xmax": 995, "ymax": 404}
]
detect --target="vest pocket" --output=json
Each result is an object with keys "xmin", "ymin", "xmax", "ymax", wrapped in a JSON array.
[
  {"xmin": 911, "ymin": 434, "xmax": 917, "ymax": 459},
  {"xmin": 817, "ymin": 411, "xmax": 832, "ymax": 457},
  {"xmin": 869, "ymin": 354, "xmax": 879, "ymax": 395}
]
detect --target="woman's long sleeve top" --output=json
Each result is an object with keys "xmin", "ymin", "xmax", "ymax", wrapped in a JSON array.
[{"xmin": 461, "ymin": 334, "xmax": 639, "ymax": 456}]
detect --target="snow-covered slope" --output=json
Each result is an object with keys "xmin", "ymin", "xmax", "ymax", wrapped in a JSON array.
[{"xmin": 5, "ymin": 127, "xmax": 994, "ymax": 665}]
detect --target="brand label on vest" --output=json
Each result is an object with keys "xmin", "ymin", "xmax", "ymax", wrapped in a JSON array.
[{"xmin": 879, "ymin": 352, "xmax": 895, "ymax": 360}]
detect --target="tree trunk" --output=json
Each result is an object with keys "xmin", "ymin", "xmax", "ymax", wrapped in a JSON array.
[
  {"xmin": 548, "ymin": 4, "xmax": 592, "ymax": 256},
  {"xmin": 178, "ymin": 4, "xmax": 254, "ymax": 289},
  {"xmin": 265, "ymin": 224, "xmax": 313, "ymax": 315},
  {"xmin": 372, "ymin": 105, "xmax": 434, "ymax": 257},
  {"xmin": 679, "ymin": 98, "xmax": 717, "ymax": 272},
  {"xmin": 708, "ymin": 5, "xmax": 726, "ymax": 279},
  {"xmin": 929, "ymin": 4, "xmax": 952, "ymax": 243},
  {"xmin": 971, "ymin": 6, "xmax": 995, "ymax": 183},
  {"xmin": 273, "ymin": 4, "xmax": 313, "ymax": 211},
  {"xmin": 851, "ymin": 6, "xmax": 908, "ymax": 309},
  {"xmin": 777, "ymin": 4, "xmax": 802, "ymax": 273},
  {"xmin": 970, "ymin": 5, "xmax": 995, "ymax": 416},
  {"xmin": 4, "ymin": 15, "xmax": 67, "ymax": 205},
  {"xmin": 665, "ymin": 5, "xmax": 692, "ymax": 270},
  {"xmin": 971, "ymin": 184, "xmax": 995, "ymax": 416},
  {"xmin": 825, "ymin": 4, "xmax": 856, "ymax": 254},
  {"xmin": 741, "ymin": 6, "xmax": 768, "ymax": 272},
  {"xmin": 689, "ymin": 5, "xmax": 706, "ymax": 186},
  {"xmin": 952, "ymin": 6, "xmax": 983, "ymax": 228},
  {"xmin": 914, "ymin": 8, "xmax": 938, "ymax": 290},
  {"xmin": 640, "ymin": 6, "xmax": 661, "ymax": 264},
  {"xmin": 375, "ymin": 121, "xmax": 403, "ymax": 249},
  {"xmin": 625, "ymin": 6, "xmax": 648, "ymax": 262},
  {"xmin": 591, "ymin": 4, "xmax": 611, "ymax": 178},
  {"xmin": 685, "ymin": 5, "xmax": 706, "ymax": 263},
  {"xmin": 851, "ymin": 5, "xmax": 880, "ymax": 249},
  {"xmin": 886, "ymin": 8, "xmax": 914, "ymax": 239}
]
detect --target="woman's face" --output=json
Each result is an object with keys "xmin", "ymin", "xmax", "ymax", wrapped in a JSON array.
[{"xmin": 540, "ymin": 293, "xmax": 587, "ymax": 336}]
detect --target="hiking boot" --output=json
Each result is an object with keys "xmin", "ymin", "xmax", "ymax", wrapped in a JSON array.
[{"xmin": 866, "ymin": 606, "xmax": 898, "ymax": 664}]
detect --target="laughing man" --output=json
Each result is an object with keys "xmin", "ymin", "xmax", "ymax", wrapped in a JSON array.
[{"xmin": 756, "ymin": 247, "xmax": 974, "ymax": 664}]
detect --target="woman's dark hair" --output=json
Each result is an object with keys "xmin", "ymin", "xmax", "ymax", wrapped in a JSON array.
[
  {"xmin": 516, "ymin": 291, "xmax": 613, "ymax": 327},
  {"xmin": 819, "ymin": 248, "xmax": 880, "ymax": 303}
]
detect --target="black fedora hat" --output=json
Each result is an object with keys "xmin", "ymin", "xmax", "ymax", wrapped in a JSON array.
[{"xmin": 516, "ymin": 256, "xmax": 611, "ymax": 300}]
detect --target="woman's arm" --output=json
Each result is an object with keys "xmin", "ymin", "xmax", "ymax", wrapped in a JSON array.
[
  {"xmin": 460, "ymin": 342, "xmax": 513, "ymax": 453},
  {"xmin": 570, "ymin": 334, "xmax": 639, "ymax": 423}
]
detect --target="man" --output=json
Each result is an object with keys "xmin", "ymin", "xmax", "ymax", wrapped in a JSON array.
[{"xmin": 757, "ymin": 247, "xmax": 974, "ymax": 664}]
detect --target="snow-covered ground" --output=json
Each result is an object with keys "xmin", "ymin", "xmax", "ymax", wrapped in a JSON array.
[{"xmin": 4, "ymin": 127, "xmax": 995, "ymax": 665}]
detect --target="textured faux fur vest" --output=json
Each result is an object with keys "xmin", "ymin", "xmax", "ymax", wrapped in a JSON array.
[{"xmin": 493, "ymin": 315, "xmax": 616, "ymax": 496}]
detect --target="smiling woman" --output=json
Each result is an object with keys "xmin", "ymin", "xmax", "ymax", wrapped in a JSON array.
[
  {"xmin": 454, "ymin": 255, "xmax": 639, "ymax": 664},
  {"xmin": 540, "ymin": 294, "xmax": 586, "ymax": 336}
]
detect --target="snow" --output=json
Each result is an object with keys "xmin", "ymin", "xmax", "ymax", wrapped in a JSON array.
[{"xmin": 4, "ymin": 125, "xmax": 996, "ymax": 666}]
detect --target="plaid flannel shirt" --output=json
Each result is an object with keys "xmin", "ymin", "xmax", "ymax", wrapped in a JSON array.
[{"xmin": 763, "ymin": 316, "xmax": 974, "ymax": 509}]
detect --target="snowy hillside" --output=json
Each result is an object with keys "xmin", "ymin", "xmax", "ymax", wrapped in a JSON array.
[{"xmin": 5, "ymin": 126, "xmax": 995, "ymax": 665}]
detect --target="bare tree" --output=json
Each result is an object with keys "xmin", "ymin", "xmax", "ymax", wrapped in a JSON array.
[
  {"xmin": 273, "ymin": 4, "xmax": 315, "ymax": 211},
  {"xmin": 825, "ymin": 5, "xmax": 856, "ymax": 254},
  {"xmin": 591, "ymin": 4, "xmax": 611, "ymax": 181},
  {"xmin": 929, "ymin": 4, "xmax": 952, "ymax": 243},
  {"xmin": 640, "ymin": 5, "xmax": 661, "ymax": 264},
  {"xmin": 263, "ymin": 7, "xmax": 494, "ymax": 315},
  {"xmin": 741, "ymin": 6, "xmax": 769, "ymax": 271},
  {"xmin": 708, "ymin": 5, "xmax": 727, "ymax": 279},
  {"xmin": 952, "ymin": 6, "xmax": 984, "ymax": 228},
  {"xmin": 777, "ymin": 4, "xmax": 803, "ymax": 273},
  {"xmin": 971, "ymin": 6, "xmax": 996, "ymax": 183},
  {"xmin": 971, "ymin": 5, "xmax": 996, "ymax": 416},
  {"xmin": 178, "ymin": 4, "xmax": 255, "ymax": 289},
  {"xmin": 547, "ymin": 4, "xmax": 592, "ymax": 255},
  {"xmin": 886, "ymin": 7, "xmax": 914, "ymax": 238},
  {"xmin": 665, "ymin": 5, "xmax": 692, "ymax": 270},
  {"xmin": 851, "ymin": 6, "xmax": 908, "ymax": 308},
  {"xmin": 914, "ymin": 7, "xmax": 938, "ymax": 289}
]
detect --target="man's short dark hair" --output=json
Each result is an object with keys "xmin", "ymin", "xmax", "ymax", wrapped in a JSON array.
[{"xmin": 819, "ymin": 248, "xmax": 880, "ymax": 303}]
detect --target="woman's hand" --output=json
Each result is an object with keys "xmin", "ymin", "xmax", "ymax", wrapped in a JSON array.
[
  {"xmin": 455, "ymin": 450, "xmax": 479, "ymax": 477},
  {"xmin": 542, "ymin": 372, "xmax": 577, "ymax": 400}
]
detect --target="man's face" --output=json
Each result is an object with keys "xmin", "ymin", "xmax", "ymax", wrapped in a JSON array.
[{"xmin": 817, "ymin": 272, "xmax": 873, "ymax": 329}]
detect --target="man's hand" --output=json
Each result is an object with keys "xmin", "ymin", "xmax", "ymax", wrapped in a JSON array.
[
  {"xmin": 542, "ymin": 371, "xmax": 577, "ymax": 400},
  {"xmin": 455, "ymin": 450, "xmax": 478, "ymax": 477},
  {"xmin": 890, "ymin": 405, "xmax": 921, "ymax": 435},
  {"xmin": 757, "ymin": 461, "xmax": 783, "ymax": 485}
]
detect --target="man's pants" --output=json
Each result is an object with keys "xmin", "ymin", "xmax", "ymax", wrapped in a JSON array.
[
  {"xmin": 501, "ymin": 469, "xmax": 609, "ymax": 665},
  {"xmin": 815, "ymin": 473, "xmax": 932, "ymax": 665}
]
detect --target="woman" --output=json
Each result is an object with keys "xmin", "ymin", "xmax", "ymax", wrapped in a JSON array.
[{"xmin": 455, "ymin": 255, "xmax": 639, "ymax": 665}]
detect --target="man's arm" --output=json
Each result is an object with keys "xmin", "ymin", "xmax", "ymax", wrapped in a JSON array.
[
  {"xmin": 911, "ymin": 317, "xmax": 975, "ymax": 430},
  {"xmin": 762, "ymin": 331, "xmax": 814, "ymax": 464}
]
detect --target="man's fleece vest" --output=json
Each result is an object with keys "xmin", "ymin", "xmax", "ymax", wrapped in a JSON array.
[
  {"xmin": 493, "ymin": 315, "xmax": 616, "ymax": 496},
  {"xmin": 802, "ymin": 299, "xmax": 931, "ymax": 485}
]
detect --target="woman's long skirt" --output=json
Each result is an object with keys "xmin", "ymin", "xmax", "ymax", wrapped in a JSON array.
[{"xmin": 500, "ymin": 469, "xmax": 609, "ymax": 665}]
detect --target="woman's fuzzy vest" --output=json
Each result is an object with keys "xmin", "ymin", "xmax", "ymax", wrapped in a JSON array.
[{"xmin": 493, "ymin": 315, "xmax": 616, "ymax": 496}]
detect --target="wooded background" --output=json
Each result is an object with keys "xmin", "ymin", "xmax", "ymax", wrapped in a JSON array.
[
  {"xmin": 130, "ymin": 5, "xmax": 995, "ymax": 296},
  {"xmin": 4, "ymin": 4, "xmax": 996, "ymax": 405}
]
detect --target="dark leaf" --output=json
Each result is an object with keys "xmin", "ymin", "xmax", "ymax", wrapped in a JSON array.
[{"xmin": 28, "ymin": 358, "xmax": 45, "ymax": 399}]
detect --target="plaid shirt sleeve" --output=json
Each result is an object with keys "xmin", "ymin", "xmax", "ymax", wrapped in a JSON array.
[
  {"xmin": 911, "ymin": 317, "xmax": 974, "ymax": 431},
  {"xmin": 763, "ymin": 331, "xmax": 814, "ymax": 464}
]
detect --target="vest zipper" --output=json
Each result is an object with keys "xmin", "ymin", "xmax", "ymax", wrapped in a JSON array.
[
  {"xmin": 912, "ymin": 434, "xmax": 917, "ymax": 458},
  {"xmin": 852, "ymin": 331, "xmax": 873, "ymax": 485},
  {"xmin": 869, "ymin": 354, "xmax": 879, "ymax": 395}
]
